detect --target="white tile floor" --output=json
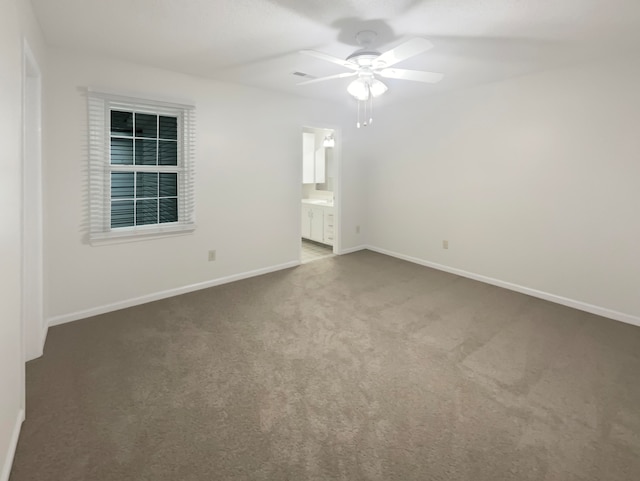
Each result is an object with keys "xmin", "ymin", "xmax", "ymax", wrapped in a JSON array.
[{"xmin": 301, "ymin": 239, "xmax": 334, "ymax": 263}]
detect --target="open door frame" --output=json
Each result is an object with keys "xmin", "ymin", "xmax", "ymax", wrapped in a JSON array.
[{"xmin": 299, "ymin": 124, "xmax": 342, "ymax": 260}]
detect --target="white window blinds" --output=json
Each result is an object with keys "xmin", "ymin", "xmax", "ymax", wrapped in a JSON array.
[{"xmin": 87, "ymin": 89, "xmax": 196, "ymax": 244}]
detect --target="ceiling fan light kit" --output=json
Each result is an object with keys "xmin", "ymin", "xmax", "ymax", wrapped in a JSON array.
[
  {"xmin": 347, "ymin": 77, "xmax": 388, "ymax": 101},
  {"xmin": 299, "ymin": 31, "xmax": 443, "ymax": 128}
]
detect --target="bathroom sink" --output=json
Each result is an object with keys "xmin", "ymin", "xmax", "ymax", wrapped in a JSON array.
[{"xmin": 302, "ymin": 198, "xmax": 333, "ymax": 206}]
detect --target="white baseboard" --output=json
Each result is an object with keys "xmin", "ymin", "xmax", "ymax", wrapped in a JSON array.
[
  {"xmin": 365, "ymin": 245, "xmax": 640, "ymax": 328},
  {"xmin": 25, "ymin": 324, "xmax": 47, "ymax": 362},
  {"xmin": 47, "ymin": 260, "xmax": 301, "ymax": 328},
  {"xmin": 39, "ymin": 324, "xmax": 48, "ymax": 357},
  {"xmin": 338, "ymin": 245, "xmax": 367, "ymax": 255},
  {"xmin": 43, "ymin": 248, "xmax": 640, "ymax": 332},
  {"xmin": 1, "ymin": 409, "xmax": 24, "ymax": 481},
  {"xmin": 25, "ymin": 347, "xmax": 43, "ymax": 363}
]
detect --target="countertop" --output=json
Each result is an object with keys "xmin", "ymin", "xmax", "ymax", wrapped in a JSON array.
[{"xmin": 302, "ymin": 198, "xmax": 334, "ymax": 207}]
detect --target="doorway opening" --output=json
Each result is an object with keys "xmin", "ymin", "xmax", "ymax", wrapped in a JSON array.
[{"xmin": 300, "ymin": 126, "xmax": 339, "ymax": 263}]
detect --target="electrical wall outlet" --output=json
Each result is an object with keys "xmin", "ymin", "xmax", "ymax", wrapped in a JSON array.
[
  {"xmin": 356, "ymin": 225, "xmax": 361, "ymax": 234},
  {"xmin": 208, "ymin": 250, "xmax": 216, "ymax": 261},
  {"xmin": 442, "ymin": 240, "xmax": 449, "ymax": 249}
]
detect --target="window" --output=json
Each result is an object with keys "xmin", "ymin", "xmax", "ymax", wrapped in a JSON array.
[{"xmin": 87, "ymin": 90, "xmax": 195, "ymax": 244}]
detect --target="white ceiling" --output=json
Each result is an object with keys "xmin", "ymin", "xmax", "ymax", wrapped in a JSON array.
[{"xmin": 30, "ymin": 0, "xmax": 640, "ymax": 102}]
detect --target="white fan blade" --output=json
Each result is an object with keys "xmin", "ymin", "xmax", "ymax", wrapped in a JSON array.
[
  {"xmin": 378, "ymin": 68, "xmax": 443, "ymax": 83},
  {"xmin": 297, "ymin": 71, "xmax": 357, "ymax": 85},
  {"xmin": 374, "ymin": 38, "xmax": 434, "ymax": 68},
  {"xmin": 300, "ymin": 50, "xmax": 359, "ymax": 70}
]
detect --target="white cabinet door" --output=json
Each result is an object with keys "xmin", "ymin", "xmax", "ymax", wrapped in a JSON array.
[
  {"xmin": 302, "ymin": 203, "xmax": 333, "ymax": 246},
  {"xmin": 301, "ymin": 205, "xmax": 311, "ymax": 239},
  {"xmin": 310, "ymin": 206, "xmax": 324, "ymax": 242},
  {"xmin": 302, "ymin": 132, "xmax": 315, "ymax": 184}
]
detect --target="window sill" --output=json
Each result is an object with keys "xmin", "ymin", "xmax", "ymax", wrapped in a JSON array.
[{"xmin": 89, "ymin": 223, "xmax": 196, "ymax": 246}]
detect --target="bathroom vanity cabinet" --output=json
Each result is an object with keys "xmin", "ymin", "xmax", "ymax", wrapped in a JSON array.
[{"xmin": 301, "ymin": 200, "xmax": 334, "ymax": 246}]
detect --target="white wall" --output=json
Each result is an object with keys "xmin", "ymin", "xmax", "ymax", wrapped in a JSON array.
[
  {"xmin": 44, "ymin": 48, "xmax": 367, "ymax": 323},
  {"xmin": 340, "ymin": 119, "xmax": 367, "ymax": 251},
  {"xmin": 0, "ymin": 0, "xmax": 24, "ymax": 476},
  {"xmin": 364, "ymin": 58, "xmax": 640, "ymax": 321},
  {"xmin": 0, "ymin": 0, "xmax": 47, "ymax": 478}
]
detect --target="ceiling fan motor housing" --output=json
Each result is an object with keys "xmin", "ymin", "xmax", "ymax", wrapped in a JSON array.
[{"xmin": 346, "ymin": 51, "xmax": 383, "ymax": 68}]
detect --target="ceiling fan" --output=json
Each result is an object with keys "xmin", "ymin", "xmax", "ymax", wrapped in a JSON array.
[{"xmin": 298, "ymin": 30, "xmax": 443, "ymax": 127}]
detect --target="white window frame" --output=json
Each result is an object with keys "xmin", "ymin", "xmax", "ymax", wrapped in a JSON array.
[{"xmin": 87, "ymin": 89, "xmax": 196, "ymax": 245}]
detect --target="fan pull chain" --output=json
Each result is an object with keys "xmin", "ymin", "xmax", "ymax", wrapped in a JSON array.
[
  {"xmin": 363, "ymin": 99, "xmax": 368, "ymax": 128},
  {"xmin": 364, "ymin": 85, "xmax": 369, "ymax": 127},
  {"xmin": 369, "ymin": 92, "xmax": 374, "ymax": 125},
  {"xmin": 363, "ymin": 84, "xmax": 371, "ymax": 127},
  {"xmin": 356, "ymin": 84, "xmax": 376, "ymax": 128}
]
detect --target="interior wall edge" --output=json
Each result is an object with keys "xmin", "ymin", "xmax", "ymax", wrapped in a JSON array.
[
  {"xmin": 365, "ymin": 245, "xmax": 640, "ymax": 328},
  {"xmin": 0, "ymin": 408, "xmax": 24, "ymax": 481},
  {"xmin": 45, "ymin": 260, "xmax": 301, "ymax": 329}
]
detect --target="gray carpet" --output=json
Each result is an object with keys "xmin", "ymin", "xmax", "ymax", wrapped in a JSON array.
[{"xmin": 10, "ymin": 251, "xmax": 640, "ymax": 480}]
